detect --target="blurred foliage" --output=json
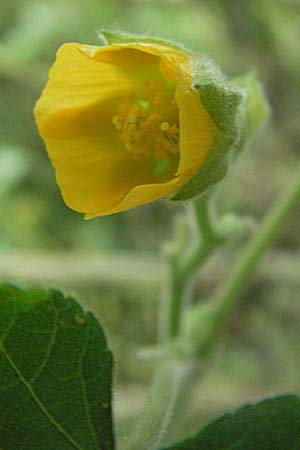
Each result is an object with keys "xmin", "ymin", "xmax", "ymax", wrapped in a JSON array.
[{"xmin": 1, "ymin": 0, "xmax": 300, "ymax": 441}]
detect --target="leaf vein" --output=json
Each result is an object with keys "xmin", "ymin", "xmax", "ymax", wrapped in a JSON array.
[
  {"xmin": 30, "ymin": 294, "xmax": 59, "ymax": 384},
  {"xmin": 78, "ymin": 321, "xmax": 101, "ymax": 450},
  {"xmin": 0, "ymin": 299, "xmax": 85, "ymax": 450}
]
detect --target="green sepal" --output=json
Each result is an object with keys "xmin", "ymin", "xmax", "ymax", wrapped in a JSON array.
[
  {"xmin": 97, "ymin": 29, "xmax": 189, "ymax": 53},
  {"xmin": 172, "ymin": 60, "xmax": 269, "ymax": 201},
  {"xmin": 234, "ymin": 71, "xmax": 270, "ymax": 152}
]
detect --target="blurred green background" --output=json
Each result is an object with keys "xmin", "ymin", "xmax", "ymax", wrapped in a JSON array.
[{"xmin": 1, "ymin": 0, "xmax": 300, "ymax": 444}]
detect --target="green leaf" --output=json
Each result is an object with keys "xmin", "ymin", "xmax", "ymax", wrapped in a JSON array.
[
  {"xmin": 0, "ymin": 284, "xmax": 114, "ymax": 450},
  {"xmin": 172, "ymin": 59, "xmax": 268, "ymax": 201},
  {"xmin": 161, "ymin": 394, "xmax": 300, "ymax": 450}
]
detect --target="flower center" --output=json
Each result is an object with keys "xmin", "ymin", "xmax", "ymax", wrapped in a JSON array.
[{"xmin": 112, "ymin": 81, "xmax": 179, "ymax": 175}]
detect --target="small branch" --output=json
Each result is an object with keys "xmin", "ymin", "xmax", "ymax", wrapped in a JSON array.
[
  {"xmin": 132, "ymin": 192, "xmax": 224, "ymax": 449},
  {"xmin": 163, "ymin": 192, "xmax": 223, "ymax": 342},
  {"xmin": 127, "ymin": 359, "xmax": 197, "ymax": 450},
  {"xmin": 128, "ymin": 165, "xmax": 300, "ymax": 450},
  {"xmin": 198, "ymin": 164, "xmax": 300, "ymax": 356}
]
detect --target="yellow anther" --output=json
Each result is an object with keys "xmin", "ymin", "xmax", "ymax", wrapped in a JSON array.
[
  {"xmin": 145, "ymin": 80, "xmax": 158, "ymax": 90},
  {"xmin": 127, "ymin": 123, "xmax": 137, "ymax": 137},
  {"xmin": 113, "ymin": 80, "xmax": 180, "ymax": 167},
  {"xmin": 170, "ymin": 124, "xmax": 179, "ymax": 133},
  {"xmin": 161, "ymin": 121, "xmax": 170, "ymax": 132},
  {"xmin": 127, "ymin": 113, "xmax": 137, "ymax": 124},
  {"xmin": 112, "ymin": 115, "xmax": 123, "ymax": 130},
  {"xmin": 162, "ymin": 137, "xmax": 172, "ymax": 152},
  {"xmin": 147, "ymin": 112, "xmax": 162, "ymax": 126},
  {"xmin": 153, "ymin": 92, "xmax": 164, "ymax": 106}
]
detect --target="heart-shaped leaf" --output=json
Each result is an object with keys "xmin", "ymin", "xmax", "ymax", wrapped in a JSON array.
[
  {"xmin": 0, "ymin": 284, "xmax": 114, "ymax": 450},
  {"xmin": 162, "ymin": 394, "xmax": 300, "ymax": 450}
]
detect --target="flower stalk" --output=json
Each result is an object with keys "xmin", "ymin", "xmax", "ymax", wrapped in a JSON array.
[
  {"xmin": 132, "ymin": 164, "xmax": 300, "ymax": 449},
  {"xmin": 129, "ymin": 192, "xmax": 224, "ymax": 449},
  {"xmin": 127, "ymin": 358, "xmax": 198, "ymax": 450},
  {"xmin": 196, "ymin": 163, "xmax": 300, "ymax": 356},
  {"xmin": 163, "ymin": 191, "xmax": 223, "ymax": 342}
]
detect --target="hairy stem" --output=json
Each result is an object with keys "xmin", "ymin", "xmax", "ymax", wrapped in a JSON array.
[
  {"xmin": 127, "ymin": 359, "xmax": 197, "ymax": 450},
  {"xmin": 130, "ymin": 164, "xmax": 300, "ymax": 449},
  {"xmin": 199, "ymin": 164, "xmax": 300, "ymax": 355},
  {"xmin": 164, "ymin": 191, "xmax": 222, "ymax": 341},
  {"xmin": 130, "ymin": 193, "xmax": 222, "ymax": 449}
]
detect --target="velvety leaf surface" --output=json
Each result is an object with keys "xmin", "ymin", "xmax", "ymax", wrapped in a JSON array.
[
  {"xmin": 0, "ymin": 284, "xmax": 114, "ymax": 450},
  {"xmin": 162, "ymin": 394, "xmax": 300, "ymax": 450}
]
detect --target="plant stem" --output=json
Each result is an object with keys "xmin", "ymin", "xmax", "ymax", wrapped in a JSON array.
[
  {"xmin": 129, "ymin": 193, "xmax": 223, "ymax": 449},
  {"xmin": 127, "ymin": 358, "xmax": 197, "ymax": 450},
  {"xmin": 164, "ymin": 192, "xmax": 222, "ymax": 341},
  {"xmin": 131, "ymin": 165, "xmax": 300, "ymax": 449},
  {"xmin": 199, "ymin": 164, "xmax": 300, "ymax": 355}
]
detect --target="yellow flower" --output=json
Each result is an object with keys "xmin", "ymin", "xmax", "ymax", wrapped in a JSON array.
[{"xmin": 34, "ymin": 41, "xmax": 215, "ymax": 218}]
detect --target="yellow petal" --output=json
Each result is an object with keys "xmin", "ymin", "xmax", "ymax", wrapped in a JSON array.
[
  {"xmin": 34, "ymin": 42, "xmax": 160, "ymax": 131},
  {"xmin": 175, "ymin": 64, "xmax": 216, "ymax": 175},
  {"xmin": 35, "ymin": 41, "xmax": 216, "ymax": 218},
  {"xmin": 81, "ymin": 42, "xmax": 187, "ymax": 84},
  {"xmin": 34, "ymin": 42, "xmax": 177, "ymax": 213},
  {"xmin": 85, "ymin": 167, "xmax": 195, "ymax": 218},
  {"xmin": 79, "ymin": 43, "xmax": 215, "ymax": 185},
  {"xmin": 43, "ymin": 131, "xmax": 165, "ymax": 213}
]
